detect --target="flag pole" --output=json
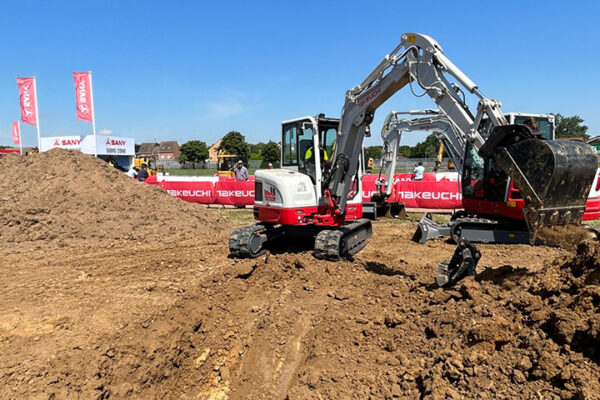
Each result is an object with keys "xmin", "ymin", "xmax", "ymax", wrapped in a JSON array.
[
  {"xmin": 18, "ymin": 121, "xmax": 22, "ymax": 155},
  {"xmin": 88, "ymin": 71, "xmax": 97, "ymax": 156},
  {"xmin": 32, "ymin": 76, "xmax": 41, "ymax": 150}
]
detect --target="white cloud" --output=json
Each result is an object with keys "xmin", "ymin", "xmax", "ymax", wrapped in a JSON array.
[{"xmin": 97, "ymin": 129, "xmax": 113, "ymax": 136}]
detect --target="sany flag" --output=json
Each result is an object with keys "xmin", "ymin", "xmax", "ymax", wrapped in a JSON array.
[
  {"xmin": 73, "ymin": 72, "xmax": 93, "ymax": 122},
  {"xmin": 11, "ymin": 122, "xmax": 20, "ymax": 145},
  {"xmin": 16, "ymin": 77, "xmax": 37, "ymax": 125}
]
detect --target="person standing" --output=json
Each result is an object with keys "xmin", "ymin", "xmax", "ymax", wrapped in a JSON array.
[
  {"xmin": 413, "ymin": 161, "xmax": 425, "ymax": 181},
  {"xmin": 126, "ymin": 165, "xmax": 138, "ymax": 179},
  {"xmin": 234, "ymin": 160, "xmax": 249, "ymax": 181},
  {"xmin": 138, "ymin": 164, "xmax": 149, "ymax": 182}
]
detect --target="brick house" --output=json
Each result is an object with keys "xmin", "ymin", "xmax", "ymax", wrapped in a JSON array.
[
  {"xmin": 156, "ymin": 141, "xmax": 180, "ymax": 161},
  {"xmin": 136, "ymin": 142, "xmax": 157, "ymax": 159}
]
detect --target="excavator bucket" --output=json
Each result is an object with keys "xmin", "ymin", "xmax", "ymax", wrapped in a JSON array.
[{"xmin": 480, "ymin": 125, "xmax": 598, "ymax": 243}]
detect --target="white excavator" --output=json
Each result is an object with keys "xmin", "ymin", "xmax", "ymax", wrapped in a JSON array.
[{"xmin": 229, "ymin": 33, "xmax": 597, "ymax": 261}]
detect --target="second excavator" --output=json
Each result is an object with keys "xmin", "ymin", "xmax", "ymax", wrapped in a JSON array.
[{"xmin": 229, "ymin": 33, "xmax": 597, "ymax": 260}]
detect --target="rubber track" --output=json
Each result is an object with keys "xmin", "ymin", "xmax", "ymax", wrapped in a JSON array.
[
  {"xmin": 314, "ymin": 220, "xmax": 372, "ymax": 261},
  {"xmin": 229, "ymin": 224, "xmax": 266, "ymax": 258}
]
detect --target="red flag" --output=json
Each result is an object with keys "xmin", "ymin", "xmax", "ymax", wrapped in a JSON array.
[
  {"xmin": 73, "ymin": 72, "xmax": 93, "ymax": 122},
  {"xmin": 11, "ymin": 122, "xmax": 20, "ymax": 145},
  {"xmin": 16, "ymin": 77, "xmax": 37, "ymax": 125}
]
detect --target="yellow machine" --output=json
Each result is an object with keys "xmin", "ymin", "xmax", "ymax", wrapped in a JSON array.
[
  {"xmin": 436, "ymin": 140, "xmax": 454, "ymax": 170},
  {"xmin": 134, "ymin": 157, "xmax": 164, "ymax": 176},
  {"xmin": 217, "ymin": 150, "xmax": 237, "ymax": 177}
]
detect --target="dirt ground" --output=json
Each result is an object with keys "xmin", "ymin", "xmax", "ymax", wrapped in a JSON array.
[{"xmin": 1, "ymin": 150, "xmax": 600, "ymax": 399}]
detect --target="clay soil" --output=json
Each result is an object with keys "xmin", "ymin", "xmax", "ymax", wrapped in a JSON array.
[{"xmin": 1, "ymin": 150, "xmax": 600, "ymax": 399}]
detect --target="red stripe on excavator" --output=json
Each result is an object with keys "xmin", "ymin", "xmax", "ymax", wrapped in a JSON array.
[{"xmin": 254, "ymin": 204, "xmax": 363, "ymax": 226}]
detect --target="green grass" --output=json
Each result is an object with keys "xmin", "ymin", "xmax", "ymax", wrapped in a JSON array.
[{"xmin": 214, "ymin": 208, "xmax": 255, "ymax": 225}]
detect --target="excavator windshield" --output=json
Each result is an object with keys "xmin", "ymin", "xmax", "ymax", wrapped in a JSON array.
[{"xmin": 513, "ymin": 116, "xmax": 554, "ymax": 140}]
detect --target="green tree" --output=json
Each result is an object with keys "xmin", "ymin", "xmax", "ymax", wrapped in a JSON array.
[
  {"xmin": 219, "ymin": 131, "xmax": 249, "ymax": 162},
  {"xmin": 366, "ymin": 145, "xmax": 383, "ymax": 160},
  {"xmin": 397, "ymin": 145, "xmax": 412, "ymax": 158},
  {"xmin": 553, "ymin": 113, "xmax": 589, "ymax": 140},
  {"xmin": 410, "ymin": 134, "xmax": 439, "ymax": 158},
  {"xmin": 179, "ymin": 140, "xmax": 209, "ymax": 168},
  {"xmin": 261, "ymin": 140, "xmax": 280, "ymax": 164},
  {"xmin": 249, "ymin": 142, "xmax": 266, "ymax": 155}
]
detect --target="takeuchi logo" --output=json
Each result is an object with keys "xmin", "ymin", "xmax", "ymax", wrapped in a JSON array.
[{"xmin": 105, "ymin": 138, "xmax": 126, "ymax": 146}]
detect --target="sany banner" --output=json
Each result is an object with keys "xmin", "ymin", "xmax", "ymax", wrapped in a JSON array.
[
  {"xmin": 16, "ymin": 77, "xmax": 37, "ymax": 125},
  {"xmin": 40, "ymin": 136, "xmax": 82, "ymax": 152},
  {"xmin": 11, "ymin": 122, "xmax": 20, "ymax": 145},
  {"xmin": 73, "ymin": 72, "xmax": 93, "ymax": 122}
]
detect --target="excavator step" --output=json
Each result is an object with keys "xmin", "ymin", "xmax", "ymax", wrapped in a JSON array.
[{"xmin": 314, "ymin": 219, "xmax": 373, "ymax": 261}]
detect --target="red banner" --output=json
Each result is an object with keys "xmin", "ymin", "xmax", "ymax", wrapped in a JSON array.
[
  {"xmin": 214, "ymin": 181, "xmax": 255, "ymax": 205},
  {"xmin": 161, "ymin": 180, "xmax": 215, "ymax": 203},
  {"xmin": 393, "ymin": 180, "xmax": 462, "ymax": 209},
  {"xmin": 11, "ymin": 122, "xmax": 20, "ymax": 145},
  {"xmin": 73, "ymin": 72, "xmax": 93, "ymax": 122},
  {"xmin": 16, "ymin": 77, "xmax": 37, "ymax": 125}
]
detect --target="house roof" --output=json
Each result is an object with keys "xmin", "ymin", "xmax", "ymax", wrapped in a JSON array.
[
  {"xmin": 157, "ymin": 141, "xmax": 179, "ymax": 153},
  {"xmin": 209, "ymin": 139, "xmax": 222, "ymax": 151},
  {"xmin": 137, "ymin": 142, "xmax": 157, "ymax": 154}
]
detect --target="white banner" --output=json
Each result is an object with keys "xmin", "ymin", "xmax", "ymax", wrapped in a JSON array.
[
  {"xmin": 81, "ymin": 135, "xmax": 135, "ymax": 155},
  {"xmin": 40, "ymin": 136, "xmax": 82, "ymax": 152}
]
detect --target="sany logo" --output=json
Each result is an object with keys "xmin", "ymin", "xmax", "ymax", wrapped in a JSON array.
[
  {"xmin": 264, "ymin": 189, "xmax": 276, "ymax": 202},
  {"xmin": 53, "ymin": 138, "xmax": 82, "ymax": 147},
  {"xmin": 358, "ymin": 87, "xmax": 381, "ymax": 108},
  {"xmin": 78, "ymin": 79, "xmax": 89, "ymax": 113},
  {"xmin": 22, "ymin": 83, "xmax": 33, "ymax": 117},
  {"xmin": 418, "ymin": 124, "xmax": 438, "ymax": 130},
  {"xmin": 105, "ymin": 138, "xmax": 126, "ymax": 146}
]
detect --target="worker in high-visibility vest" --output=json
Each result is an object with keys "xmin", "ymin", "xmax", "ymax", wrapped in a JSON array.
[{"xmin": 304, "ymin": 145, "xmax": 329, "ymax": 182}]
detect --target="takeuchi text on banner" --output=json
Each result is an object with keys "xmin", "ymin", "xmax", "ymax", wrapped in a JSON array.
[
  {"xmin": 16, "ymin": 77, "xmax": 37, "ymax": 125},
  {"xmin": 73, "ymin": 72, "xmax": 93, "ymax": 122},
  {"xmin": 11, "ymin": 122, "xmax": 20, "ymax": 145}
]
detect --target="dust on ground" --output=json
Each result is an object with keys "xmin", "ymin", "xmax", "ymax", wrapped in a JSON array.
[{"xmin": 1, "ymin": 150, "xmax": 599, "ymax": 400}]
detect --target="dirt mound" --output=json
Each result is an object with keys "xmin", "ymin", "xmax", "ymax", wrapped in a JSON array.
[
  {"xmin": 0, "ymin": 149, "xmax": 224, "ymax": 244},
  {"xmin": 537, "ymin": 224, "xmax": 596, "ymax": 250}
]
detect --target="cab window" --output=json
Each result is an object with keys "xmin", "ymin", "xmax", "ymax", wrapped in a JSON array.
[{"xmin": 282, "ymin": 123, "xmax": 297, "ymax": 166}]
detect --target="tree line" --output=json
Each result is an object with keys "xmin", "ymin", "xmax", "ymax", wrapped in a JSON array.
[
  {"xmin": 179, "ymin": 113, "xmax": 593, "ymax": 166},
  {"xmin": 178, "ymin": 131, "xmax": 280, "ymax": 167}
]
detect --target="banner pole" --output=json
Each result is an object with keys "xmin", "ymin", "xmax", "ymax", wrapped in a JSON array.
[
  {"xmin": 88, "ymin": 71, "xmax": 97, "ymax": 157},
  {"xmin": 18, "ymin": 121, "xmax": 22, "ymax": 155},
  {"xmin": 32, "ymin": 76, "xmax": 41, "ymax": 150}
]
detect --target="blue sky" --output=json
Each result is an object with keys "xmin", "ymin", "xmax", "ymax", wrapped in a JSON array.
[{"xmin": 1, "ymin": 0, "xmax": 599, "ymax": 148}]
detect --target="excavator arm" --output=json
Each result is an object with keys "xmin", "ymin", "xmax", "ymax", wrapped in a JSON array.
[
  {"xmin": 328, "ymin": 33, "xmax": 506, "ymax": 214},
  {"xmin": 327, "ymin": 33, "xmax": 596, "ymax": 242},
  {"xmin": 376, "ymin": 110, "xmax": 464, "ymax": 198}
]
